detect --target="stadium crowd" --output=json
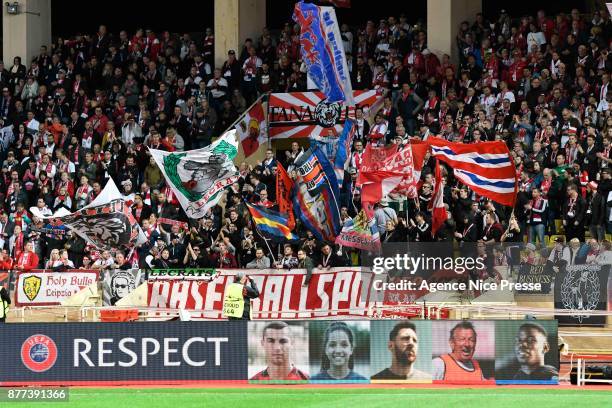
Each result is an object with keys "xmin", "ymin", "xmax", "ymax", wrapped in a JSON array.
[{"xmin": 0, "ymin": 5, "xmax": 612, "ymax": 272}]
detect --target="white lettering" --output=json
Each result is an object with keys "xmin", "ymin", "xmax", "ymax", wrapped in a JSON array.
[
  {"xmin": 182, "ymin": 337, "xmax": 207, "ymax": 367},
  {"xmin": 206, "ymin": 337, "xmax": 228, "ymax": 366},
  {"xmin": 141, "ymin": 338, "xmax": 160, "ymax": 367},
  {"xmin": 74, "ymin": 339, "xmax": 94, "ymax": 367},
  {"xmin": 98, "ymin": 339, "xmax": 115, "ymax": 367},
  {"xmin": 118, "ymin": 338, "xmax": 137, "ymax": 367},
  {"xmin": 163, "ymin": 338, "xmax": 181, "ymax": 367}
]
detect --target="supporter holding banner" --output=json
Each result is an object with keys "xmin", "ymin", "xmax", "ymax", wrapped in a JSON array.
[
  {"xmin": 335, "ymin": 209, "xmax": 381, "ymax": 252},
  {"xmin": 149, "ymin": 130, "xmax": 239, "ymax": 219},
  {"xmin": 292, "ymin": 147, "xmax": 342, "ymax": 242},
  {"xmin": 293, "ymin": 1, "xmax": 354, "ymax": 105},
  {"xmin": 15, "ymin": 270, "xmax": 98, "ymax": 306},
  {"xmin": 30, "ymin": 179, "xmax": 146, "ymax": 251}
]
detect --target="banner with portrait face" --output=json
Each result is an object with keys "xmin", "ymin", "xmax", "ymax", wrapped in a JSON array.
[
  {"xmin": 102, "ymin": 269, "xmax": 145, "ymax": 306},
  {"xmin": 0, "ymin": 319, "xmax": 558, "ymax": 386}
]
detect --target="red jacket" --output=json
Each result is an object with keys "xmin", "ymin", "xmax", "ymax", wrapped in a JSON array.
[{"xmin": 16, "ymin": 251, "xmax": 39, "ymax": 271}]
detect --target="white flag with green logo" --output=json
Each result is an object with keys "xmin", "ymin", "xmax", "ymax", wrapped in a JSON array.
[{"xmin": 149, "ymin": 130, "xmax": 239, "ymax": 219}]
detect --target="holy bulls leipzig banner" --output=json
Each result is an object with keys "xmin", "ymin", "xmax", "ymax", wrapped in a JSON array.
[
  {"xmin": 268, "ymin": 90, "xmax": 382, "ymax": 139},
  {"xmin": 15, "ymin": 270, "xmax": 98, "ymax": 306},
  {"xmin": 147, "ymin": 268, "xmax": 382, "ymax": 319},
  {"xmin": 30, "ymin": 178, "xmax": 146, "ymax": 250}
]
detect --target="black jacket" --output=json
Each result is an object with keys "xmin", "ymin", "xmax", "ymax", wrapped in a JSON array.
[{"xmin": 241, "ymin": 279, "xmax": 260, "ymax": 319}]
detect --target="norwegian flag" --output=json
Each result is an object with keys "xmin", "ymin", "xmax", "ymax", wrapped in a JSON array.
[
  {"xmin": 235, "ymin": 98, "xmax": 267, "ymax": 158},
  {"xmin": 428, "ymin": 160, "xmax": 447, "ymax": 238},
  {"xmin": 268, "ymin": 90, "xmax": 382, "ymax": 139},
  {"xmin": 428, "ymin": 137, "xmax": 518, "ymax": 207}
]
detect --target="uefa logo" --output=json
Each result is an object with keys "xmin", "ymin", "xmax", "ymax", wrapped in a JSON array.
[{"xmin": 21, "ymin": 334, "xmax": 58, "ymax": 372}]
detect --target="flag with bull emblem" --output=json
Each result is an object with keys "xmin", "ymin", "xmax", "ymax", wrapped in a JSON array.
[
  {"xmin": 293, "ymin": 1, "xmax": 354, "ymax": 105},
  {"xmin": 150, "ymin": 130, "xmax": 240, "ymax": 219},
  {"xmin": 30, "ymin": 178, "xmax": 147, "ymax": 251}
]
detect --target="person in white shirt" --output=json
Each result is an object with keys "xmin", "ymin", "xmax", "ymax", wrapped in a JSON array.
[
  {"xmin": 52, "ymin": 249, "xmax": 75, "ymax": 269},
  {"xmin": 121, "ymin": 115, "xmax": 143, "ymax": 145}
]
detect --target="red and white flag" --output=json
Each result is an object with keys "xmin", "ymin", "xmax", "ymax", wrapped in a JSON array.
[
  {"xmin": 235, "ymin": 99, "xmax": 267, "ymax": 158},
  {"xmin": 428, "ymin": 160, "xmax": 447, "ymax": 238}
]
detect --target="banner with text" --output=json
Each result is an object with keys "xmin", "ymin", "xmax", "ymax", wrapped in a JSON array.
[
  {"xmin": 147, "ymin": 268, "xmax": 380, "ymax": 319},
  {"xmin": 268, "ymin": 90, "xmax": 382, "ymax": 139},
  {"xmin": 14, "ymin": 270, "xmax": 98, "ymax": 306}
]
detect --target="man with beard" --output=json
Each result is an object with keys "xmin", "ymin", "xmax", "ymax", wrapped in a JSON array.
[
  {"xmin": 371, "ymin": 322, "xmax": 431, "ymax": 380},
  {"xmin": 512, "ymin": 323, "xmax": 558, "ymax": 381},
  {"xmin": 250, "ymin": 322, "xmax": 309, "ymax": 380},
  {"xmin": 432, "ymin": 321, "xmax": 486, "ymax": 381}
]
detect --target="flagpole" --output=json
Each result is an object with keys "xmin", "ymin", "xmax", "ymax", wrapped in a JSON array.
[
  {"xmin": 243, "ymin": 198, "xmax": 282, "ymax": 264},
  {"xmin": 222, "ymin": 93, "xmax": 266, "ymax": 135}
]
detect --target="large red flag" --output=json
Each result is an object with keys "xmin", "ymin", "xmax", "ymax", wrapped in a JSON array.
[
  {"xmin": 276, "ymin": 162, "xmax": 296, "ymax": 229},
  {"xmin": 429, "ymin": 160, "xmax": 447, "ymax": 238}
]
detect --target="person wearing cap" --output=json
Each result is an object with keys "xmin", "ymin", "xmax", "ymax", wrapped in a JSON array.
[
  {"xmin": 587, "ymin": 181, "xmax": 605, "ymax": 242},
  {"xmin": 221, "ymin": 49, "xmax": 241, "ymax": 91},
  {"xmin": 223, "ymin": 271, "xmax": 260, "ymax": 320}
]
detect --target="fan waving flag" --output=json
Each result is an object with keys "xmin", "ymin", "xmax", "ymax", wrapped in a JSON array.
[
  {"xmin": 276, "ymin": 162, "xmax": 296, "ymax": 229},
  {"xmin": 428, "ymin": 137, "xmax": 518, "ymax": 207},
  {"xmin": 335, "ymin": 210, "xmax": 380, "ymax": 252},
  {"xmin": 292, "ymin": 147, "xmax": 342, "ymax": 241},
  {"xmin": 30, "ymin": 178, "xmax": 146, "ymax": 251},
  {"xmin": 247, "ymin": 203, "xmax": 299, "ymax": 242},
  {"xmin": 150, "ymin": 130, "xmax": 240, "ymax": 219},
  {"xmin": 310, "ymin": 118, "xmax": 355, "ymax": 188},
  {"xmin": 293, "ymin": 1, "xmax": 354, "ymax": 105},
  {"xmin": 429, "ymin": 160, "xmax": 448, "ymax": 238},
  {"xmin": 235, "ymin": 97, "xmax": 267, "ymax": 159}
]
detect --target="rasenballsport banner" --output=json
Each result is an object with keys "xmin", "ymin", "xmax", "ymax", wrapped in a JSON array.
[
  {"xmin": 150, "ymin": 130, "xmax": 239, "ymax": 219},
  {"xmin": 0, "ymin": 320, "xmax": 558, "ymax": 385},
  {"xmin": 147, "ymin": 268, "xmax": 379, "ymax": 319},
  {"xmin": 293, "ymin": 1, "xmax": 354, "ymax": 105},
  {"xmin": 30, "ymin": 178, "xmax": 146, "ymax": 251},
  {"xmin": 15, "ymin": 270, "xmax": 98, "ymax": 306},
  {"xmin": 268, "ymin": 90, "xmax": 381, "ymax": 139}
]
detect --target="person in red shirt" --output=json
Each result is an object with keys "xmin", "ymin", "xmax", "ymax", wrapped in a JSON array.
[
  {"xmin": 15, "ymin": 241, "xmax": 39, "ymax": 271},
  {"xmin": 250, "ymin": 322, "xmax": 309, "ymax": 381},
  {"xmin": 0, "ymin": 249, "xmax": 13, "ymax": 270}
]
